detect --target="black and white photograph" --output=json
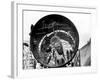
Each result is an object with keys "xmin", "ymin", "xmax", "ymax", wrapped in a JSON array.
[
  {"xmin": 0, "ymin": 0, "xmax": 99, "ymax": 79},
  {"xmin": 22, "ymin": 9, "xmax": 91, "ymax": 69},
  {"xmin": 10, "ymin": 1, "xmax": 97, "ymax": 78}
]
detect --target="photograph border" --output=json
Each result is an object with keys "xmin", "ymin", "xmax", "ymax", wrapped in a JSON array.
[{"xmin": 11, "ymin": 2, "xmax": 97, "ymax": 78}]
